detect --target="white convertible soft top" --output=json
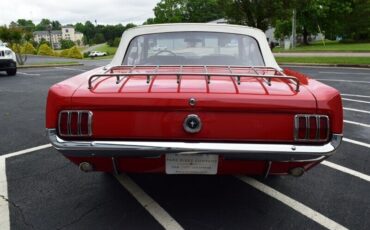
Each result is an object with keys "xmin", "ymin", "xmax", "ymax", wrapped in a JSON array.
[{"xmin": 110, "ymin": 23, "xmax": 281, "ymax": 70}]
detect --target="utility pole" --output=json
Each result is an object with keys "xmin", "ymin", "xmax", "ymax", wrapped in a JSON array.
[
  {"xmin": 292, "ymin": 9, "xmax": 296, "ymax": 48},
  {"xmin": 47, "ymin": 24, "xmax": 54, "ymax": 50}
]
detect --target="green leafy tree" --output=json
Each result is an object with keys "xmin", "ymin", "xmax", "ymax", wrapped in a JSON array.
[
  {"xmin": 220, "ymin": 0, "xmax": 287, "ymax": 32},
  {"xmin": 60, "ymin": 39, "xmax": 75, "ymax": 49},
  {"xmin": 151, "ymin": 0, "xmax": 186, "ymax": 23},
  {"xmin": 35, "ymin": 19, "xmax": 52, "ymax": 31},
  {"xmin": 16, "ymin": 19, "xmax": 35, "ymax": 32},
  {"xmin": 146, "ymin": 0, "xmax": 224, "ymax": 24},
  {"xmin": 51, "ymin": 20, "xmax": 62, "ymax": 30},
  {"xmin": 184, "ymin": 0, "xmax": 224, "ymax": 22}
]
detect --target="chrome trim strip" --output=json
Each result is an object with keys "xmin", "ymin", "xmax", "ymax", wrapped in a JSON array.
[
  {"xmin": 77, "ymin": 112, "xmax": 82, "ymax": 135},
  {"xmin": 316, "ymin": 115, "xmax": 320, "ymax": 140},
  {"xmin": 305, "ymin": 115, "xmax": 310, "ymax": 139},
  {"xmin": 47, "ymin": 129, "xmax": 342, "ymax": 161},
  {"xmin": 67, "ymin": 112, "xmax": 71, "ymax": 135}
]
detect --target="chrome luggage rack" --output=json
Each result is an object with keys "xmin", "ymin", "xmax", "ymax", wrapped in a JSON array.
[{"xmin": 88, "ymin": 65, "xmax": 300, "ymax": 92}]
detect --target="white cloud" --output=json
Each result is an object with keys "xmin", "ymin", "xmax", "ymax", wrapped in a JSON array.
[{"xmin": 0, "ymin": 0, "xmax": 157, "ymax": 26}]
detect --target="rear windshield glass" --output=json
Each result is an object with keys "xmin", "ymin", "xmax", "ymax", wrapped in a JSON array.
[{"xmin": 123, "ymin": 32, "xmax": 264, "ymax": 66}]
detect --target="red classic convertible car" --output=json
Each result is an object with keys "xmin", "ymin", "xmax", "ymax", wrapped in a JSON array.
[{"xmin": 46, "ymin": 24, "xmax": 343, "ymax": 177}]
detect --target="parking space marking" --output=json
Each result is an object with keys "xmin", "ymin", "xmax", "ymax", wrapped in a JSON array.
[
  {"xmin": 237, "ymin": 176, "xmax": 348, "ymax": 230},
  {"xmin": 319, "ymin": 71, "xmax": 370, "ymax": 76},
  {"xmin": 344, "ymin": 120, "xmax": 370, "ymax": 128},
  {"xmin": 316, "ymin": 79, "xmax": 370, "ymax": 84},
  {"xmin": 0, "ymin": 158, "xmax": 9, "ymax": 229},
  {"xmin": 344, "ymin": 107, "xmax": 370, "ymax": 114},
  {"xmin": 55, "ymin": 67, "xmax": 85, "ymax": 72},
  {"xmin": 115, "ymin": 174, "xmax": 184, "ymax": 230},
  {"xmin": 322, "ymin": 161, "xmax": 370, "ymax": 182},
  {"xmin": 0, "ymin": 144, "xmax": 52, "ymax": 230},
  {"xmin": 342, "ymin": 98, "xmax": 370, "ymax": 104},
  {"xmin": 0, "ymin": 144, "xmax": 52, "ymax": 160},
  {"xmin": 17, "ymin": 72, "xmax": 41, "ymax": 76},
  {"xmin": 344, "ymin": 138, "xmax": 370, "ymax": 149},
  {"xmin": 342, "ymin": 93, "xmax": 370, "ymax": 99}
]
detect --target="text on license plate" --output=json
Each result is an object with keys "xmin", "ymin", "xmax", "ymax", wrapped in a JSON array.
[{"xmin": 165, "ymin": 154, "xmax": 219, "ymax": 175}]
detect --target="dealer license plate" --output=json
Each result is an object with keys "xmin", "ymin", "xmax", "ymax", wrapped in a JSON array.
[{"xmin": 165, "ymin": 154, "xmax": 219, "ymax": 175}]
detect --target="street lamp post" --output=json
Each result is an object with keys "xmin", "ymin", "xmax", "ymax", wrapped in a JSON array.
[{"xmin": 47, "ymin": 24, "xmax": 54, "ymax": 50}]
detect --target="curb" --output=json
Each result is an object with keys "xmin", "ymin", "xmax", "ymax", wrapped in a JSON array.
[
  {"xmin": 278, "ymin": 63, "xmax": 370, "ymax": 69},
  {"xmin": 18, "ymin": 63, "xmax": 83, "ymax": 69}
]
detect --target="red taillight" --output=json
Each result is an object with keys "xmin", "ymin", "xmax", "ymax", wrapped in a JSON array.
[
  {"xmin": 58, "ymin": 111, "xmax": 92, "ymax": 137},
  {"xmin": 294, "ymin": 115, "xmax": 329, "ymax": 142}
]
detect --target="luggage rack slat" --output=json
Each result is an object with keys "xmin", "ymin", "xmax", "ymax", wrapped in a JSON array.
[{"xmin": 88, "ymin": 65, "xmax": 300, "ymax": 92}]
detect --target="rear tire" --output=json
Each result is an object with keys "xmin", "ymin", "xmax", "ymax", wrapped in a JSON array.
[{"xmin": 6, "ymin": 68, "xmax": 16, "ymax": 76}]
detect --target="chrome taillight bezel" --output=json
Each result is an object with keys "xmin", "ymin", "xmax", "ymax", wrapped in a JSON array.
[
  {"xmin": 294, "ymin": 114, "xmax": 330, "ymax": 142},
  {"xmin": 58, "ymin": 110, "xmax": 93, "ymax": 137}
]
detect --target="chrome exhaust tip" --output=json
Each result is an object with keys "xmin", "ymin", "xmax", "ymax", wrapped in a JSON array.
[
  {"xmin": 79, "ymin": 162, "xmax": 94, "ymax": 172},
  {"xmin": 289, "ymin": 167, "xmax": 305, "ymax": 177}
]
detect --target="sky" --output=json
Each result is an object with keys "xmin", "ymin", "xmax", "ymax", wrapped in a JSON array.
[{"xmin": 0, "ymin": 0, "xmax": 157, "ymax": 26}]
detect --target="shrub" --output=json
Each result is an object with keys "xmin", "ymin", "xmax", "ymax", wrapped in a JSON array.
[
  {"xmin": 68, "ymin": 46, "xmax": 83, "ymax": 59},
  {"xmin": 23, "ymin": 42, "xmax": 36, "ymax": 54},
  {"xmin": 38, "ymin": 44, "xmax": 54, "ymax": 56},
  {"xmin": 60, "ymin": 49, "xmax": 70, "ymax": 57}
]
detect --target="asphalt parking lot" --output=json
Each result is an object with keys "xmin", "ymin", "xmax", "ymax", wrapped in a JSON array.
[{"xmin": 0, "ymin": 63, "xmax": 369, "ymax": 230}]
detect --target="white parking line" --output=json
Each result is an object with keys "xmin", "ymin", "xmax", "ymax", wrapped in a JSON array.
[
  {"xmin": 344, "ymin": 120, "xmax": 370, "ymax": 128},
  {"xmin": 344, "ymin": 107, "xmax": 370, "ymax": 114},
  {"xmin": 115, "ymin": 174, "xmax": 184, "ymax": 230},
  {"xmin": 322, "ymin": 161, "xmax": 370, "ymax": 182},
  {"xmin": 317, "ymin": 79, "xmax": 370, "ymax": 84},
  {"xmin": 342, "ymin": 94, "xmax": 370, "ymax": 99},
  {"xmin": 17, "ymin": 72, "xmax": 41, "ymax": 76},
  {"xmin": 0, "ymin": 144, "xmax": 183, "ymax": 230},
  {"xmin": 320, "ymin": 71, "xmax": 370, "ymax": 75},
  {"xmin": 0, "ymin": 158, "xmax": 9, "ymax": 229},
  {"xmin": 344, "ymin": 138, "xmax": 370, "ymax": 149},
  {"xmin": 237, "ymin": 176, "xmax": 348, "ymax": 230},
  {"xmin": 55, "ymin": 67, "xmax": 85, "ymax": 72},
  {"xmin": 0, "ymin": 144, "xmax": 52, "ymax": 230},
  {"xmin": 342, "ymin": 98, "xmax": 370, "ymax": 104}
]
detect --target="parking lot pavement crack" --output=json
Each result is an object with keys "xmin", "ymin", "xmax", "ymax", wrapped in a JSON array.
[
  {"xmin": 56, "ymin": 200, "xmax": 110, "ymax": 230},
  {"xmin": 0, "ymin": 194, "xmax": 35, "ymax": 229}
]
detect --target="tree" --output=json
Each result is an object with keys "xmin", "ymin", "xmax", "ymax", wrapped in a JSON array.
[
  {"xmin": 184, "ymin": 0, "xmax": 224, "ymax": 22},
  {"xmin": 146, "ymin": 0, "xmax": 224, "ymax": 24},
  {"xmin": 35, "ymin": 19, "xmax": 52, "ymax": 31},
  {"xmin": 51, "ymin": 20, "xmax": 62, "ymax": 30},
  {"xmin": 220, "ymin": 0, "xmax": 286, "ymax": 32},
  {"xmin": 60, "ymin": 39, "xmax": 75, "ymax": 49},
  {"xmin": 16, "ymin": 19, "xmax": 35, "ymax": 32},
  {"xmin": 151, "ymin": 0, "xmax": 186, "ymax": 23}
]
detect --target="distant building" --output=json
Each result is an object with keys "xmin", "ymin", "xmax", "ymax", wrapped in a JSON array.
[{"xmin": 33, "ymin": 26, "xmax": 84, "ymax": 49}]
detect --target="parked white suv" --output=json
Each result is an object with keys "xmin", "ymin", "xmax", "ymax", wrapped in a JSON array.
[{"xmin": 0, "ymin": 40, "xmax": 17, "ymax": 76}]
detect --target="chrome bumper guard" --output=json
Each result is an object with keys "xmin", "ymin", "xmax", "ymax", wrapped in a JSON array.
[{"xmin": 47, "ymin": 129, "xmax": 342, "ymax": 161}]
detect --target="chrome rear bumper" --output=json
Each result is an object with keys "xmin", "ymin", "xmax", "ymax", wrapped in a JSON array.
[{"xmin": 47, "ymin": 129, "xmax": 342, "ymax": 161}]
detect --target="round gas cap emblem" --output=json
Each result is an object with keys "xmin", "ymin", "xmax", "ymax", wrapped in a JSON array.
[{"xmin": 183, "ymin": 114, "xmax": 202, "ymax": 133}]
